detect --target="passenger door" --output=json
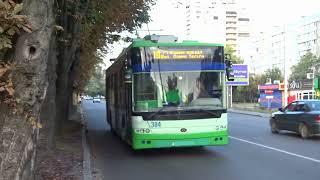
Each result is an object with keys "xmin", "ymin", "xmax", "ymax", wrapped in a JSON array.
[
  {"xmin": 286, "ymin": 102, "xmax": 305, "ymax": 132},
  {"xmin": 296, "ymin": 103, "xmax": 314, "ymax": 131},
  {"xmin": 278, "ymin": 102, "xmax": 297, "ymax": 130}
]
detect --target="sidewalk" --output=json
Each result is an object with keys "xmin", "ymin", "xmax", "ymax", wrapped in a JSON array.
[
  {"xmin": 35, "ymin": 116, "xmax": 83, "ymax": 179},
  {"xmin": 228, "ymin": 108, "xmax": 271, "ymax": 118}
]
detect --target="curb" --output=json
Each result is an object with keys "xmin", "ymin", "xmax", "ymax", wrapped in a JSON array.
[
  {"xmin": 228, "ymin": 109, "xmax": 271, "ymax": 118},
  {"xmin": 80, "ymin": 106, "xmax": 92, "ymax": 180}
]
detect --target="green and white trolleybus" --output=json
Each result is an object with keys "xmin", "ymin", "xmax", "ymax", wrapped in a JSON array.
[{"xmin": 106, "ymin": 35, "xmax": 233, "ymax": 149}]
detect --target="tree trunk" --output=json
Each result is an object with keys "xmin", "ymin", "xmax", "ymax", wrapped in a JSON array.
[
  {"xmin": 55, "ymin": 70, "xmax": 70, "ymax": 135},
  {"xmin": 54, "ymin": 0, "xmax": 78, "ymax": 133},
  {"xmin": 0, "ymin": 0, "xmax": 55, "ymax": 178},
  {"xmin": 40, "ymin": 33, "xmax": 57, "ymax": 150}
]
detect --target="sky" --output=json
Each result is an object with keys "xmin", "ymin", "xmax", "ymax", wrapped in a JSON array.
[
  {"xmin": 241, "ymin": 0, "xmax": 320, "ymax": 30},
  {"xmin": 103, "ymin": 0, "xmax": 320, "ymax": 69}
]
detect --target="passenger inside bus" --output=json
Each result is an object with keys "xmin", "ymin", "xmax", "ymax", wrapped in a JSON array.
[
  {"xmin": 186, "ymin": 77, "xmax": 209, "ymax": 103},
  {"xmin": 165, "ymin": 75, "xmax": 181, "ymax": 106},
  {"xmin": 195, "ymin": 77, "xmax": 209, "ymax": 98},
  {"xmin": 186, "ymin": 74, "xmax": 222, "ymax": 106}
]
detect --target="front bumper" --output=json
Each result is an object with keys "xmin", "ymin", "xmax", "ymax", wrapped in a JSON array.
[{"xmin": 132, "ymin": 131, "xmax": 228, "ymax": 149}]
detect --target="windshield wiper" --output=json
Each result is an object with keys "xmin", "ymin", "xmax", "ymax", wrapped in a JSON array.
[
  {"xmin": 146, "ymin": 106, "xmax": 168, "ymax": 119},
  {"xmin": 189, "ymin": 109, "xmax": 222, "ymax": 117}
]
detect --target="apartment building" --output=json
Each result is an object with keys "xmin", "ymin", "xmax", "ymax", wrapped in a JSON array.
[
  {"xmin": 184, "ymin": 0, "xmax": 226, "ymax": 43},
  {"xmin": 297, "ymin": 14, "xmax": 320, "ymax": 57}
]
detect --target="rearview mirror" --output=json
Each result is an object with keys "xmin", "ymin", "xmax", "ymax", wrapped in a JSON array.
[
  {"xmin": 124, "ymin": 69, "xmax": 132, "ymax": 84},
  {"xmin": 278, "ymin": 108, "xmax": 283, "ymax": 112}
]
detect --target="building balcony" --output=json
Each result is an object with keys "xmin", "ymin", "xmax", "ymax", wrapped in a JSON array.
[
  {"xmin": 226, "ymin": 33, "xmax": 237, "ymax": 39},
  {"xmin": 226, "ymin": 16, "xmax": 237, "ymax": 20},
  {"xmin": 226, "ymin": 29, "xmax": 237, "ymax": 34},
  {"xmin": 226, "ymin": 40, "xmax": 237, "ymax": 45},
  {"xmin": 226, "ymin": 23, "xmax": 237, "ymax": 28}
]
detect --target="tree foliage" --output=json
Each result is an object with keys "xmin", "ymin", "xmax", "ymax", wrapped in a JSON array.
[
  {"xmin": 0, "ymin": 62, "xmax": 14, "ymax": 104},
  {"xmin": 0, "ymin": 0, "xmax": 31, "ymax": 105},
  {"xmin": 84, "ymin": 66, "xmax": 105, "ymax": 97},
  {"xmin": 73, "ymin": 0, "xmax": 154, "ymax": 93},
  {"xmin": 233, "ymin": 67, "xmax": 283, "ymax": 103},
  {"xmin": 224, "ymin": 44, "xmax": 244, "ymax": 64},
  {"xmin": 233, "ymin": 75, "xmax": 259, "ymax": 103},
  {"xmin": 260, "ymin": 67, "xmax": 283, "ymax": 84},
  {"xmin": 53, "ymin": 0, "xmax": 154, "ymax": 126},
  {"xmin": 0, "ymin": 0, "xmax": 31, "ymax": 53},
  {"xmin": 290, "ymin": 52, "xmax": 320, "ymax": 81}
]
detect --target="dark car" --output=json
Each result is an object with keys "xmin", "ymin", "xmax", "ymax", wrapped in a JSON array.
[{"xmin": 270, "ymin": 100, "xmax": 320, "ymax": 139}]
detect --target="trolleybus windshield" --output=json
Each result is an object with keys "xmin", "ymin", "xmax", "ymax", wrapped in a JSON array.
[{"xmin": 132, "ymin": 46, "xmax": 225, "ymax": 112}]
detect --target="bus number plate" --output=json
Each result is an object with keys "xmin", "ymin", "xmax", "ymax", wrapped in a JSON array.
[{"xmin": 150, "ymin": 121, "xmax": 161, "ymax": 128}]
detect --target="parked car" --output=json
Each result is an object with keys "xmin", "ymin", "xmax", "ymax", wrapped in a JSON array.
[
  {"xmin": 93, "ymin": 97, "xmax": 101, "ymax": 103},
  {"xmin": 270, "ymin": 100, "xmax": 320, "ymax": 138},
  {"xmin": 83, "ymin": 96, "xmax": 92, "ymax": 100}
]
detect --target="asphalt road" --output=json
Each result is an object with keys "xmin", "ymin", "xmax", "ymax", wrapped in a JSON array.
[{"xmin": 82, "ymin": 101, "xmax": 320, "ymax": 180}]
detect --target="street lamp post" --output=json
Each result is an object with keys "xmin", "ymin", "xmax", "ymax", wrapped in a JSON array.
[
  {"xmin": 284, "ymin": 59, "xmax": 288, "ymax": 106},
  {"xmin": 274, "ymin": 25, "xmax": 289, "ymax": 106},
  {"xmin": 283, "ymin": 30, "xmax": 289, "ymax": 107}
]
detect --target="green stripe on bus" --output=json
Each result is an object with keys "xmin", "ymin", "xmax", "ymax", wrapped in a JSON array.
[{"xmin": 133, "ymin": 130, "xmax": 228, "ymax": 140}]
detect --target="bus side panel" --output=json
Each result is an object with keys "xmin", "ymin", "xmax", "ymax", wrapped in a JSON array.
[
  {"xmin": 118, "ymin": 67, "xmax": 128, "ymax": 140},
  {"xmin": 124, "ymin": 83, "xmax": 133, "ymax": 144},
  {"xmin": 106, "ymin": 72, "xmax": 120, "ymax": 134},
  {"xmin": 106, "ymin": 76, "xmax": 111, "ymax": 125},
  {"xmin": 106, "ymin": 58, "xmax": 133, "ymax": 145}
]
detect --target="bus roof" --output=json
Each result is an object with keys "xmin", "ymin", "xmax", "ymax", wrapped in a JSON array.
[{"xmin": 130, "ymin": 39, "xmax": 224, "ymax": 48}]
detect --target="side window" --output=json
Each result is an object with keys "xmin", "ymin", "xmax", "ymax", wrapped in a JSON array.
[{"xmin": 286, "ymin": 102, "xmax": 297, "ymax": 112}]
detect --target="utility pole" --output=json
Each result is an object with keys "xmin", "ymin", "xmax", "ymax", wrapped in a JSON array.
[
  {"xmin": 274, "ymin": 25, "xmax": 288, "ymax": 106},
  {"xmin": 283, "ymin": 27, "xmax": 289, "ymax": 107}
]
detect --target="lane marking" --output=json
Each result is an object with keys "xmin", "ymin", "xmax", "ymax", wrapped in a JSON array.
[{"xmin": 229, "ymin": 136, "xmax": 320, "ymax": 163}]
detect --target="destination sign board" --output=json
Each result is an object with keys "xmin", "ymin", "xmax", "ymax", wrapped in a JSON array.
[{"xmin": 152, "ymin": 50, "xmax": 206, "ymax": 60}]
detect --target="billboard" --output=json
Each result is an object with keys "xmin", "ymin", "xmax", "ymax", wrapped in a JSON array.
[
  {"xmin": 288, "ymin": 79, "xmax": 313, "ymax": 90},
  {"xmin": 226, "ymin": 64, "xmax": 249, "ymax": 86}
]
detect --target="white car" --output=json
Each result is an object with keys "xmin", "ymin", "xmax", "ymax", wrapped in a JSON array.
[{"xmin": 93, "ymin": 97, "xmax": 101, "ymax": 103}]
